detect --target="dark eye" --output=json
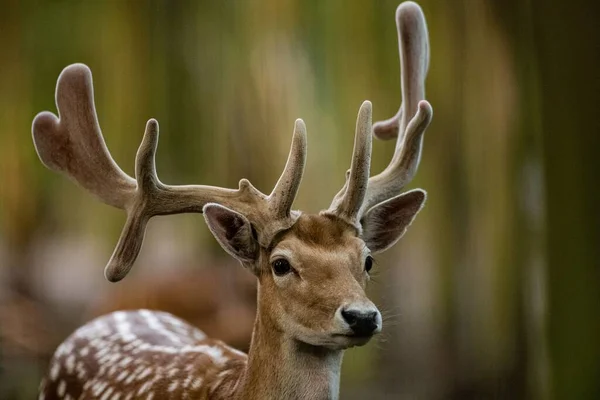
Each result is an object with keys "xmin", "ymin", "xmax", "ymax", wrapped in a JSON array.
[
  {"xmin": 272, "ymin": 259, "xmax": 292, "ymax": 276},
  {"xmin": 365, "ymin": 255, "xmax": 374, "ymax": 273}
]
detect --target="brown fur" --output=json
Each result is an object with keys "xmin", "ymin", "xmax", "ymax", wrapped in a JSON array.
[{"xmin": 41, "ymin": 214, "xmax": 376, "ymax": 400}]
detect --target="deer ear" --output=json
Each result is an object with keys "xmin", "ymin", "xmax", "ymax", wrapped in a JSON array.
[
  {"xmin": 361, "ymin": 189, "xmax": 426, "ymax": 254},
  {"xmin": 203, "ymin": 203, "xmax": 259, "ymax": 263}
]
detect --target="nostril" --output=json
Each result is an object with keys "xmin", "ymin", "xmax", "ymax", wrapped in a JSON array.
[
  {"xmin": 364, "ymin": 311, "xmax": 377, "ymax": 323},
  {"xmin": 341, "ymin": 309, "xmax": 358, "ymax": 325}
]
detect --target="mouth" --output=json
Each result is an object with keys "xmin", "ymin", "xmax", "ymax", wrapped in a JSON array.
[
  {"xmin": 336, "ymin": 332, "xmax": 373, "ymax": 339},
  {"xmin": 332, "ymin": 333, "xmax": 375, "ymax": 347},
  {"xmin": 298, "ymin": 329, "xmax": 380, "ymax": 350}
]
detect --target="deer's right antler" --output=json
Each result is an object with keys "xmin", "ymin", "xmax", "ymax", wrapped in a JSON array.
[{"xmin": 33, "ymin": 64, "xmax": 306, "ymax": 282}]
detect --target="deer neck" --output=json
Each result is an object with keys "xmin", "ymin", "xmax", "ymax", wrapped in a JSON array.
[{"xmin": 235, "ymin": 304, "xmax": 344, "ymax": 400}]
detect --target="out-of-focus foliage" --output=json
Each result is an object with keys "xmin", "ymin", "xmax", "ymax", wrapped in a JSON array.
[{"xmin": 0, "ymin": 0, "xmax": 598, "ymax": 399}]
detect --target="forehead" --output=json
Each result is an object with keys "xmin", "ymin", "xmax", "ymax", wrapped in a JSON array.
[{"xmin": 275, "ymin": 213, "xmax": 359, "ymax": 249}]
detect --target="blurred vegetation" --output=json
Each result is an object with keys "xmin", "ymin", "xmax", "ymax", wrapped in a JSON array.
[{"xmin": 0, "ymin": 0, "xmax": 598, "ymax": 399}]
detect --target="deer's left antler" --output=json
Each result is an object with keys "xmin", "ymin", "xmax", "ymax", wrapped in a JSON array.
[{"xmin": 327, "ymin": 1, "xmax": 433, "ymax": 225}]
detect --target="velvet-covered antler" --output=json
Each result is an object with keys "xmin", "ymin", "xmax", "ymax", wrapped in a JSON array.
[
  {"xmin": 327, "ymin": 1, "xmax": 433, "ymax": 225},
  {"xmin": 32, "ymin": 64, "xmax": 307, "ymax": 282}
]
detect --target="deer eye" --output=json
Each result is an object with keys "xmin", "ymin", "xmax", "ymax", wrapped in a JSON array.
[
  {"xmin": 365, "ymin": 255, "xmax": 374, "ymax": 273},
  {"xmin": 272, "ymin": 259, "xmax": 292, "ymax": 276}
]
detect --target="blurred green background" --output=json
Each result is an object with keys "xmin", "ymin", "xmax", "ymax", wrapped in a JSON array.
[{"xmin": 0, "ymin": 0, "xmax": 598, "ymax": 399}]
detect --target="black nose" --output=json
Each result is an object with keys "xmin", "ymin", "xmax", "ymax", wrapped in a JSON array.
[{"xmin": 341, "ymin": 309, "xmax": 379, "ymax": 336}]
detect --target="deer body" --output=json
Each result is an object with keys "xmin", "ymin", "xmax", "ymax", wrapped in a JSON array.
[
  {"xmin": 40, "ymin": 310, "xmax": 245, "ymax": 400},
  {"xmin": 35, "ymin": 2, "xmax": 432, "ymax": 399}
]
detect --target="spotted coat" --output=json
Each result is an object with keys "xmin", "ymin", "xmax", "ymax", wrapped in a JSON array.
[{"xmin": 40, "ymin": 310, "xmax": 247, "ymax": 400}]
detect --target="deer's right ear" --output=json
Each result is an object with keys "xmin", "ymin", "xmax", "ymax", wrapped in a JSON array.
[{"xmin": 203, "ymin": 203, "xmax": 259, "ymax": 263}]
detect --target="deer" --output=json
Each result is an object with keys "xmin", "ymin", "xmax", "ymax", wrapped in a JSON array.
[{"xmin": 34, "ymin": 2, "xmax": 432, "ymax": 399}]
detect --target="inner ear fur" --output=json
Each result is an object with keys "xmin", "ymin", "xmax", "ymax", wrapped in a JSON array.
[
  {"xmin": 360, "ymin": 189, "xmax": 426, "ymax": 254},
  {"xmin": 203, "ymin": 203, "xmax": 259, "ymax": 263}
]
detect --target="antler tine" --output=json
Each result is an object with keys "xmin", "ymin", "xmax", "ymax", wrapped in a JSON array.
[
  {"xmin": 102, "ymin": 119, "xmax": 159, "ymax": 281},
  {"xmin": 327, "ymin": 101, "xmax": 373, "ymax": 224},
  {"xmin": 34, "ymin": 64, "xmax": 307, "ymax": 281},
  {"xmin": 269, "ymin": 119, "xmax": 307, "ymax": 218},
  {"xmin": 135, "ymin": 119, "xmax": 160, "ymax": 194},
  {"xmin": 373, "ymin": 2, "xmax": 430, "ymax": 141},
  {"xmin": 32, "ymin": 64, "xmax": 137, "ymax": 209},
  {"xmin": 360, "ymin": 2, "xmax": 433, "ymax": 215}
]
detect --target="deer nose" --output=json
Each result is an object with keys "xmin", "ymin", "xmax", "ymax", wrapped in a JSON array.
[{"xmin": 341, "ymin": 308, "xmax": 380, "ymax": 336}]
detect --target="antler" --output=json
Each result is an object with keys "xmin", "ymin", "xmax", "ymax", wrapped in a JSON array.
[
  {"xmin": 327, "ymin": 101, "xmax": 373, "ymax": 223},
  {"xmin": 32, "ymin": 64, "xmax": 306, "ymax": 282},
  {"xmin": 327, "ymin": 2, "xmax": 433, "ymax": 225}
]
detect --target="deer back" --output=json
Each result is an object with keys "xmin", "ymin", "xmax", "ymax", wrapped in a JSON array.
[{"xmin": 40, "ymin": 310, "xmax": 247, "ymax": 400}]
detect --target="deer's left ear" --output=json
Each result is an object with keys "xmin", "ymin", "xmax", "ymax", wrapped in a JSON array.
[
  {"xmin": 203, "ymin": 203, "xmax": 259, "ymax": 264},
  {"xmin": 360, "ymin": 189, "xmax": 426, "ymax": 254}
]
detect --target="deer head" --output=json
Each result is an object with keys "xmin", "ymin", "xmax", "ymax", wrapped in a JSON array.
[{"xmin": 33, "ymin": 2, "xmax": 430, "ymax": 352}]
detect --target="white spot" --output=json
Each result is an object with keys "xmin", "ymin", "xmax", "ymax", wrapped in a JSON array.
[
  {"xmin": 100, "ymin": 386, "xmax": 114, "ymax": 400},
  {"xmin": 124, "ymin": 374, "xmax": 136, "ymax": 385},
  {"xmin": 137, "ymin": 367, "xmax": 153, "ymax": 381},
  {"xmin": 119, "ymin": 356, "xmax": 133, "ymax": 367},
  {"xmin": 77, "ymin": 367, "xmax": 87, "ymax": 380},
  {"xmin": 191, "ymin": 377, "xmax": 203, "ymax": 390},
  {"xmin": 137, "ymin": 380, "xmax": 153, "ymax": 395},
  {"xmin": 116, "ymin": 370, "xmax": 129, "ymax": 382},
  {"xmin": 50, "ymin": 363, "xmax": 60, "ymax": 381},
  {"xmin": 57, "ymin": 380, "xmax": 66, "ymax": 396},
  {"xmin": 168, "ymin": 381, "xmax": 179, "ymax": 392},
  {"xmin": 93, "ymin": 381, "xmax": 108, "ymax": 396},
  {"xmin": 111, "ymin": 392, "xmax": 122, "ymax": 400},
  {"xmin": 66, "ymin": 355, "xmax": 76, "ymax": 374},
  {"xmin": 183, "ymin": 374, "xmax": 193, "ymax": 388},
  {"xmin": 125, "ymin": 366, "xmax": 143, "ymax": 385}
]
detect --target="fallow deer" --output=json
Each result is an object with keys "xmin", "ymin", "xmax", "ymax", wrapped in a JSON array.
[{"xmin": 34, "ymin": 2, "xmax": 432, "ymax": 399}]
